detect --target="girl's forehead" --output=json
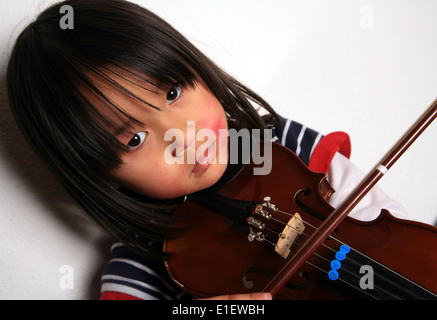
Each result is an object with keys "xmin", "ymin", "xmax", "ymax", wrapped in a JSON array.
[
  {"xmin": 89, "ymin": 67, "xmax": 162, "ymax": 95},
  {"xmin": 80, "ymin": 64, "xmax": 201, "ymax": 133},
  {"xmin": 82, "ymin": 68, "xmax": 161, "ymax": 131}
]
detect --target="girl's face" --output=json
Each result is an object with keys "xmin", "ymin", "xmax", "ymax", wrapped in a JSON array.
[{"xmin": 96, "ymin": 75, "xmax": 229, "ymax": 199}]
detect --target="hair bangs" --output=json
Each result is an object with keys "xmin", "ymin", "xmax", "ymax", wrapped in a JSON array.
[{"xmin": 33, "ymin": 3, "xmax": 200, "ymax": 173}]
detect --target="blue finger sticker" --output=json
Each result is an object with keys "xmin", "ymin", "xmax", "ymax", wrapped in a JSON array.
[
  {"xmin": 328, "ymin": 270, "xmax": 339, "ymax": 281},
  {"xmin": 340, "ymin": 245, "xmax": 351, "ymax": 253},
  {"xmin": 328, "ymin": 244, "xmax": 352, "ymax": 281},
  {"xmin": 330, "ymin": 260, "xmax": 341, "ymax": 270}
]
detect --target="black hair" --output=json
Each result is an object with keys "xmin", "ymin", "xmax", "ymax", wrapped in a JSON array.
[{"xmin": 7, "ymin": 0, "xmax": 279, "ymax": 259}]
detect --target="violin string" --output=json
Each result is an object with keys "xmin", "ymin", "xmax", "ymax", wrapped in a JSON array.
[
  {"xmin": 263, "ymin": 223, "xmax": 334, "ymax": 259},
  {"xmin": 268, "ymin": 208, "xmax": 437, "ymax": 298},
  {"xmin": 261, "ymin": 217, "xmax": 341, "ymax": 268},
  {"xmin": 290, "ymin": 233, "xmax": 400, "ymax": 299},
  {"xmin": 269, "ymin": 214, "xmax": 338, "ymax": 254},
  {"xmin": 269, "ymin": 216, "xmax": 339, "ymax": 256},
  {"xmin": 303, "ymin": 259, "xmax": 381, "ymax": 300},
  {"xmin": 256, "ymin": 200, "xmax": 436, "ymax": 297},
  {"xmin": 328, "ymin": 235, "xmax": 437, "ymax": 297},
  {"xmin": 267, "ymin": 214, "xmax": 375, "ymax": 294},
  {"xmin": 260, "ymin": 222, "xmax": 384, "ymax": 299},
  {"xmin": 275, "ymin": 209, "xmax": 346, "ymax": 253},
  {"xmin": 264, "ymin": 217, "xmax": 399, "ymax": 299},
  {"xmin": 264, "ymin": 220, "xmax": 342, "ymax": 268},
  {"xmin": 277, "ymin": 208, "xmax": 436, "ymax": 294},
  {"xmin": 274, "ymin": 210, "xmax": 397, "ymax": 275}
]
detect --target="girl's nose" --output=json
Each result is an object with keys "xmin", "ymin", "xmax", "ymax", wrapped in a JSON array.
[
  {"xmin": 170, "ymin": 121, "xmax": 196, "ymax": 158},
  {"xmin": 159, "ymin": 115, "xmax": 197, "ymax": 156}
]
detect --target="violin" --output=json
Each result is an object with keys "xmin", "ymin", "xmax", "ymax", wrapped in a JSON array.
[{"xmin": 163, "ymin": 100, "xmax": 437, "ymax": 300}]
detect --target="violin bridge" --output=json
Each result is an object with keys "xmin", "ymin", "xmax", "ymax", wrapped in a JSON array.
[{"xmin": 275, "ymin": 213, "xmax": 305, "ymax": 259}]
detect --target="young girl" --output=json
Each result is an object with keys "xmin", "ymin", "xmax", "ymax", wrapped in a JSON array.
[{"xmin": 7, "ymin": 0, "xmax": 407, "ymax": 300}]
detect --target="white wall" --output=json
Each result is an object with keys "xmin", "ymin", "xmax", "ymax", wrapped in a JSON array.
[{"xmin": 1, "ymin": 0, "xmax": 436, "ymax": 299}]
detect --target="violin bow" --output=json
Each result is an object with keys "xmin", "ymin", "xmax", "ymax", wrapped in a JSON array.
[{"xmin": 263, "ymin": 98, "xmax": 437, "ymax": 295}]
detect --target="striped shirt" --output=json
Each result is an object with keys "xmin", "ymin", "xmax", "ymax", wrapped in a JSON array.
[
  {"xmin": 271, "ymin": 116, "xmax": 323, "ymax": 166},
  {"xmin": 100, "ymin": 116, "xmax": 323, "ymax": 300}
]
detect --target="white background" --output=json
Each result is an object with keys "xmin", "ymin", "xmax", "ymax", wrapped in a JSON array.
[{"xmin": 0, "ymin": 0, "xmax": 436, "ymax": 299}]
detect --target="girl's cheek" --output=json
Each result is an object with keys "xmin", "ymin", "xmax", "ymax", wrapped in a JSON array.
[
  {"xmin": 147, "ymin": 177, "xmax": 188, "ymax": 199},
  {"xmin": 197, "ymin": 102, "xmax": 227, "ymax": 136},
  {"xmin": 210, "ymin": 115, "xmax": 227, "ymax": 137},
  {"xmin": 146, "ymin": 163, "xmax": 188, "ymax": 197}
]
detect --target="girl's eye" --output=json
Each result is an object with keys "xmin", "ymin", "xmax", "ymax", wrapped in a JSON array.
[
  {"xmin": 166, "ymin": 85, "xmax": 182, "ymax": 104},
  {"xmin": 127, "ymin": 131, "xmax": 147, "ymax": 150}
]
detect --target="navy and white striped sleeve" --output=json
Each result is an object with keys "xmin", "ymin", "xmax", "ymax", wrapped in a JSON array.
[
  {"xmin": 271, "ymin": 116, "xmax": 323, "ymax": 165},
  {"xmin": 101, "ymin": 242, "xmax": 190, "ymax": 300}
]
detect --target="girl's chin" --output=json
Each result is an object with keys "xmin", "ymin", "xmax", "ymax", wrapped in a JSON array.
[{"xmin": 187, "ymin": 163, "xmax": 228, "ymax": 193}]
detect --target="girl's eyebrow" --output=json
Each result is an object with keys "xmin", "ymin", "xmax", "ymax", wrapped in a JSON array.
[
  {"xmin": 112, "ymin": 116, "xmax": 148, "ymax": 138},
  {"xmin": 113, "ymin": 123, "xmax": 130, "ymax": 137},
  {"xmin": 112, "ymin": 120, "xmax": 139, "ymax": 138}
]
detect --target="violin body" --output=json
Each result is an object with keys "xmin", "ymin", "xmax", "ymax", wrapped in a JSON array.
[{"xmin": 164, "ymin": 142, "xmax": 437, "ymax": 299}]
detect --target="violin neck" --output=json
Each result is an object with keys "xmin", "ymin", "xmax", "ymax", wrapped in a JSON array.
[{"xmin": 329, "ymin": 246, "xmax": 436, "ymax": 300}]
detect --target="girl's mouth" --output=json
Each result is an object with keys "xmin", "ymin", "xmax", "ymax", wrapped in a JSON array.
[{"xmin": 191, "ymin": 140, "xmax": 216, "ymax": 175}]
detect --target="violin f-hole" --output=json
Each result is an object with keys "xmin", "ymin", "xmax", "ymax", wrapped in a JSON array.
[
  {"xmin": 294, "ymin": 189, "xmax": 338, "ymax": 238},
  {"xmin": 294, "ymin": 189, "xmax": 326, "ymax": 221},
  {"xmin": 242, "ymin": 267, "xmax": 309, "ymax": 291}
]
